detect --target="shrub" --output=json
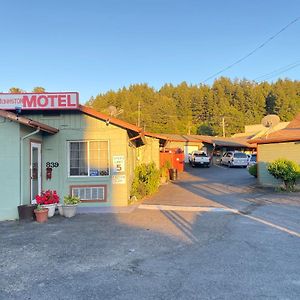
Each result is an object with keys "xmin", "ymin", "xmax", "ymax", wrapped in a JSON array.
[
  {"xmin": 248, "ymin": 164, "xmax": 257, "ymax": 177},
  {"xmin": 64, "ymin": 195, "xmax": 81, "ymax": 205},
  {"xmin": 164, "ymin": 160, "xmax": 172, "ymax": 169},
  {"xmin": 131, "ymin": 163, "xmax": 160, "ymax": 200},
  {"xmin": 160, "ymin": 166, "xmax": 169, "ymax": 179},
  {"xmin": 160, "ymin": 161, "xmax": 171, "ymax": 180},
  {"xmin": 267, "ymin": 159, "xmax": 300, "ymax": 191}
]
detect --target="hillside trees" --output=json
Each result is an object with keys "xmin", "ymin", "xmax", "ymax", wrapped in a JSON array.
[{"xmin": 87, "ymin": 78, "xmax": 300, "ymax": 136}]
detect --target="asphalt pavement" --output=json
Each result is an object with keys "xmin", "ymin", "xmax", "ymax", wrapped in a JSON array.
[{"xmin": 0, "ymin": 165, "xmax": 299, "ymax": 300}]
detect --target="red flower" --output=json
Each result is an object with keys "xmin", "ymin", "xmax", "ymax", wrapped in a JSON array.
[{"xmin": 35, "ymin": 190, "xmax": 60, "ymax": 205}]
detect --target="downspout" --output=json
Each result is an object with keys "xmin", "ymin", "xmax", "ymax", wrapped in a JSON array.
[{"xmin": 20, "ymin": 128, "xmax": 40, "ymax": 206}]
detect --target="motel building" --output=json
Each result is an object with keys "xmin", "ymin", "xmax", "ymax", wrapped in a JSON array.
[{"xmin": 0, "ymin": 92, "xmax": 159, "ymax": 221}]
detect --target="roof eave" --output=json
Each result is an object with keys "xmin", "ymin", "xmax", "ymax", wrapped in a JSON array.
[
  {"xmin": 0, "ymin": 109, "xmax": 59, "ymax": 134},
  {"xmin": 79, "ymin": 105, "xmax": 142, "ymax": 134}
]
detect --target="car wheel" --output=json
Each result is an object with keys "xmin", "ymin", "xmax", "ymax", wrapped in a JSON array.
[{"xmin": 228, "ymin": 162, "xmax": 232, "ymax": 168}]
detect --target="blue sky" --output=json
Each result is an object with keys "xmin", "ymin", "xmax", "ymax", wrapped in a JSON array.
[{"xmin": 0, "ymin": 0, "xmax": 299, "ymax": 103}]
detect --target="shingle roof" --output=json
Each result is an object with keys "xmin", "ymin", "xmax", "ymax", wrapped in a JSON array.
[{"xmin": 250, "ymin": 113, "xmax": 300, "ymax": 144}]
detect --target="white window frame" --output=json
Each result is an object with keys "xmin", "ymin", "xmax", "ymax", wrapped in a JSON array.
[{"xmin": 67, "ymin": 140, "xmax": 110, "ymax": 177}]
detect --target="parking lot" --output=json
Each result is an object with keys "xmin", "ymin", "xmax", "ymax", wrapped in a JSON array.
[{"xmin": 1, "ymin": 165, "xmax": 300, "ymax": 299}]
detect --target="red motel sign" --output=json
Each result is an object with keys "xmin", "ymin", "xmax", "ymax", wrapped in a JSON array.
[{"xmin": 0, "ymin": 92, "xmax": 79, "ymax": 110}]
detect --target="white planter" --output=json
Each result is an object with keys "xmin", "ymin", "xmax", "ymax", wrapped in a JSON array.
[
  {"xmin": 41, "ymin": 204, "xmax": 56, "ymax": 218},
  {"xmin": 57, "ymin": 204, "xmax": 64, "ymax": 216},
  {"xmin": 62, "ymin": 205, "xmax": 78, "ymax": 218}
]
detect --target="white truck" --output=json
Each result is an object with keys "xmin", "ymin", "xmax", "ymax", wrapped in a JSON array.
[{"xmin": 188, "ymin": 151, "xmax": 210, "ymax": 167}]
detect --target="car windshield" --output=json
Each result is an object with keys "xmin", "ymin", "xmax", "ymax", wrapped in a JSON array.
[
  {"xmin": 250, "ymin": 155, "xmax": 257, "ymax": 161},
  {"xmin": 234, "ymin": 152, "xmax": 247, "ymax": 158},
  {"xmin": 194, "ymin": 152, "xmax": 207, "ymax": 157}
]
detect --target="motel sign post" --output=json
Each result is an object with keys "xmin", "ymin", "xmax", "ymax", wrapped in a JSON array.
[{"xmin": 0, "ymin": 92, "xmax": 79, "ymax": 110}]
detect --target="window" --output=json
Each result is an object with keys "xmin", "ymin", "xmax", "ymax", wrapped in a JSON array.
[
  {"xmin": 69, "ymin": 141, "xmax": 109, "ymax": 176},
  {"xmin": 71, "ymin": 185, "xmax": 107, "ymax": 202},
  {"xmin": 194, "ymin": 152, "xmax": 207, "ymax": 157},
  {"xmin": 234, "ymin": 152, "xmax": 247, "ymax": 158}
]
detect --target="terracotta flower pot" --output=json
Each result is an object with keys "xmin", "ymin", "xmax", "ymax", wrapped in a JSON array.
[{"xmin": 34, "ymin": 208, "xmax": 49, "ymax": 223}]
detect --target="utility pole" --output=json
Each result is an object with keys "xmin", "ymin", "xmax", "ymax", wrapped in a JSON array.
[
  {"xmin": 137, "ymin": 101, "xmax": 141, "ymax": 127},
  {"xmin": 187, "ymin": 120, "xmax": 191, "ymax": 135},
  {"xmin": 222, "ymin": 116, "xmax": 225, "ymax": 137}
]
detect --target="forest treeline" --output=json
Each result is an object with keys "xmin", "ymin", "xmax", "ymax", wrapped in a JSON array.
[{"xmin": 87, "ymin": 77, "xmax": 300, "ymax": 136}]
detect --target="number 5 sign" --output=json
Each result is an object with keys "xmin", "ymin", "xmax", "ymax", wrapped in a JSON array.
[{"xmin": 113, "ymin": 156, "xmax": 125, "ymax": 173}]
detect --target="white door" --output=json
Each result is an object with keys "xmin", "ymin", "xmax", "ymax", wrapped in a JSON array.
[{"xmin": 30, "ymin": 143, "xmax": 42, "ymax": 204}]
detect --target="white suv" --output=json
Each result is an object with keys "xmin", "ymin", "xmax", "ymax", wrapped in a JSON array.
[{"xmin": 220, "ymin": 151, "xmax": 248, "ymax": 168}]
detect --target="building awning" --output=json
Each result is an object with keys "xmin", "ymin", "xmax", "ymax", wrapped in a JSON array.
[{"xmin": 0, "ymin": 109, "xmax": 59, "ymax": 134}]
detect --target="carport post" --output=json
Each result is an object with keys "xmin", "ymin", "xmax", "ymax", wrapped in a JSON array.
[{"xmin": 211, "ymin": 143, "xmax": 216, "ymax": 165}]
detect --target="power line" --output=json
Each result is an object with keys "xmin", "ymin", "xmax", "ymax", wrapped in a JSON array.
[
  {"xmin": 202, "ymin": 17, "xmax": 300, "ymax": 83},
  {"xmin": 255, "ymin": 61, "xmax": 300, "ymax": 82},
  {"xmin": 254, "ymin": 61, "xmax": 300, "ymax": 80}
]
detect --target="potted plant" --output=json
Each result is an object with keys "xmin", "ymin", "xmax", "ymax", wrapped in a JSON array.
[
  {"xmin": 34, "ymin": 204, "xmax": 49, "ymax": 223},
  {"xmin": 57, "ymin": 204, "xmax": 64, "ymax": 216},
  {"xmin": 35, "ymin": 190, "xmax": 60, "ymax": 218},
  {"xmin": 62, "ymin": 195, "xmax": 81, "ymax": 218}
]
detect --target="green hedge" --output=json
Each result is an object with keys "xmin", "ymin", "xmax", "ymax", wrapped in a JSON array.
[
  {"xmin": 131, "ymin": 163, "xmax": 160, "ymax": 200},
  {"xmin": 248, "ymin": 164, "xmax": 257, "ymax": 178},
  {"xmin": 267, "ymin": 158, "xmax": 300, "ymax": 191}
]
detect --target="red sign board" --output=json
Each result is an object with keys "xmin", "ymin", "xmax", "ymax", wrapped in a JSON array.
[{"xmin": 0, "ymin": 92, "xmax": 79, "ymax": 110}]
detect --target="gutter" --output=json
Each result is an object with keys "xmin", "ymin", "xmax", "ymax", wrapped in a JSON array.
[{"xmin": 20, "ymin": 128, "xmax": 40, "ymax": 206}]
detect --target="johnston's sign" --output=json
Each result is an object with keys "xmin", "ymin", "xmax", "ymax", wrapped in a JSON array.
[{"xmin": 0, "ymin": 92, "xmax": 79, "ymax": 110}]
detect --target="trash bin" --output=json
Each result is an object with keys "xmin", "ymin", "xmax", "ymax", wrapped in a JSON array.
[
  {"xmin": 169, "ymin": 168, "xmax": 178, "ymax": 181},
  {"xmin": 18, "ymin": 205, "xmax": 36, "ymax": 221}
]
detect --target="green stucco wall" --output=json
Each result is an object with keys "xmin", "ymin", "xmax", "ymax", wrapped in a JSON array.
[
  {"xmin": 139, "ymin": 137, "xmax": 160, "ymax": 167},
  {"xmin": 25, "ymin": 111, "xmax": 130, "ymax": 207},
  {"xmin": 257, "ymin": 142, "xmax": 300, "ymax": 187},
  {"xmin": 0, "ymin": 111, "xmax": 136, "ymax": 220},
  {"xmin": 0, "ymin": 118, "xmax": 20, "ymax": 220}
]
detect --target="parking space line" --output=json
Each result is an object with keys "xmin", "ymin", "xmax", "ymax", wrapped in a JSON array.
[
  {"xmin": 237, "ymin": 212, "xmax": 300, "ymax": 238},
  {"xmin": 138, "ymin": 204, "xmax": 238, "ymax": 213},
  {"xmin": 139, "ymin": 204, "xmax": 300, "ymax": 238}
]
